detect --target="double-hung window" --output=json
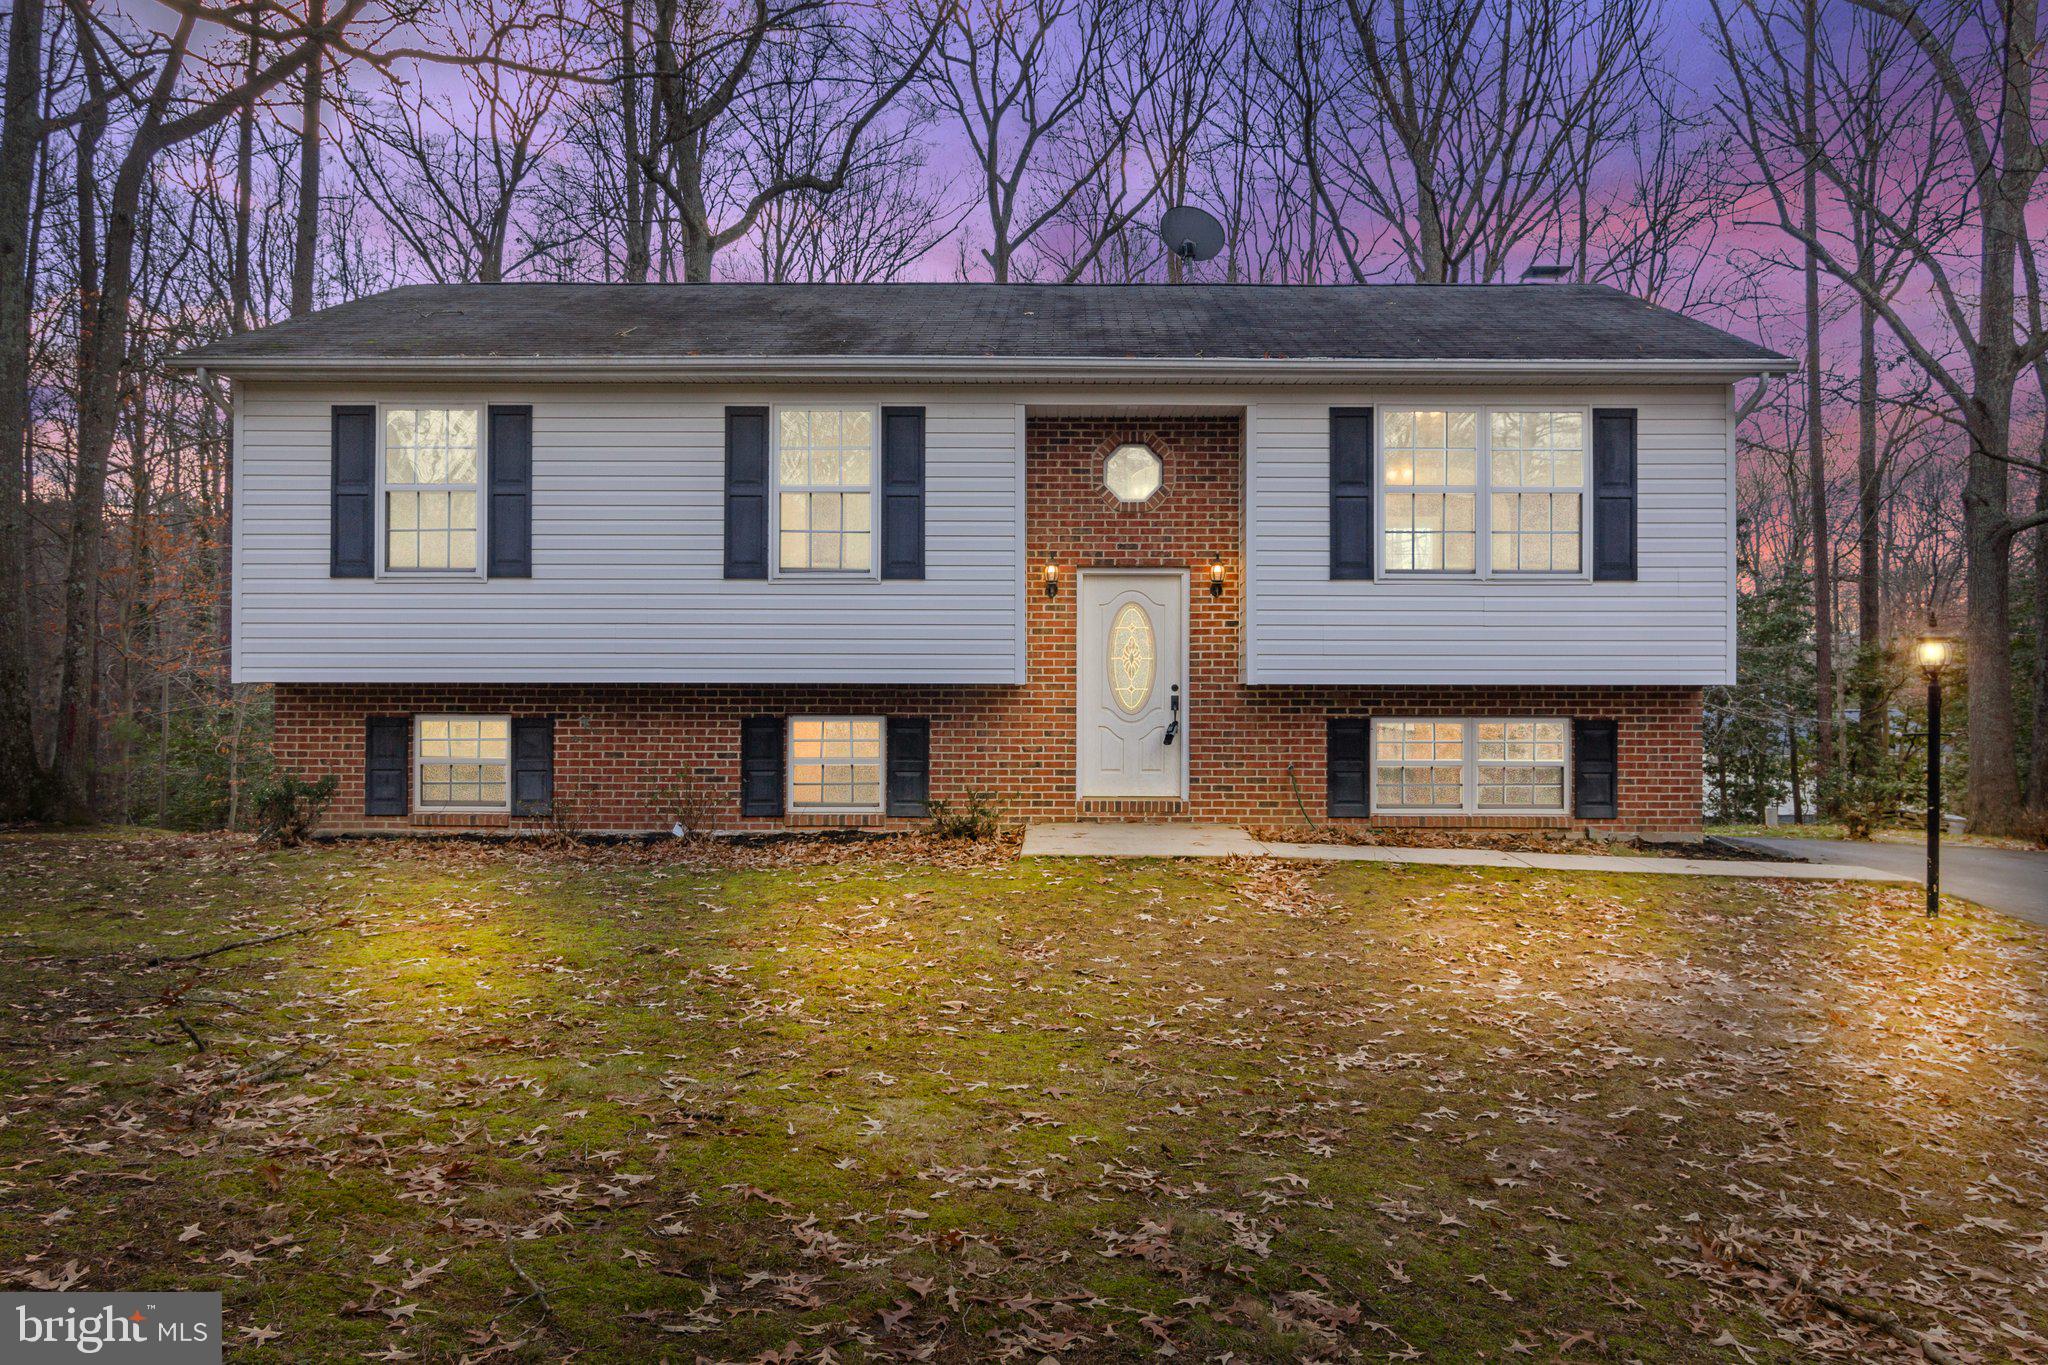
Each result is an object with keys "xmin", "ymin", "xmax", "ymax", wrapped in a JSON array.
[
  {"xmin": 382, "ymin": 406, "xmax": 482, "ymax": 573},
  {"xmin": 788, "ymin": 717, "xmax": 884, "ymax": 812},
  {"xmin": 1372, "ymin": 718, "xmax": 1570, "ymax": 814},
  {"xmin": 1382, "ymin": 410, "xmax": 1478, "ymax": 572},
  {"xmin": 775, "ymin": 407, "xmax": 875, "ymax": 575},
  {"xmin": 1380, "ymin": 407, "xmax": 1587, "ymax": 577},
  {"xmin": 416, "ymin": 715, "xmax": 510, "ymax": 811},
  {"xmin": 1487, "ymin": 411, "xmax": 1584, "ymax": 573}
]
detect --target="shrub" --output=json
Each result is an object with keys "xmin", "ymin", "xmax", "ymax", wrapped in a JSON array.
[
  {"xmin": 928, "ymin": 791, "xmax": 1001, "ymax": 840},
  {"xmin": 249, "ymin": 772, "xmax": 337, "ymax": 847}
]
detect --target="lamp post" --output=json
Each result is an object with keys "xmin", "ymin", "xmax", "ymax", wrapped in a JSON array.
[{"xmin": 1915, "ymin": 633, "xmax": 1953, "ymax": 918}]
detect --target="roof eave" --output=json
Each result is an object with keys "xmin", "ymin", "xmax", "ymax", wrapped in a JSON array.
[{"xmin": 171, "ymin": 353, "xmax": 1796, "ymax": 383}]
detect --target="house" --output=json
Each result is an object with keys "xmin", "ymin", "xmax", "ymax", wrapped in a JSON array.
[{"xmin": 174, "ymin": 283, "xmax": 1791, "ymax": 838}]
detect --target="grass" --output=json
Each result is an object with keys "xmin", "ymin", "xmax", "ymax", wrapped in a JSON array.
[{"xmin": 3, "ymin": 830, "xmax": 2045, "ymax": 1361}]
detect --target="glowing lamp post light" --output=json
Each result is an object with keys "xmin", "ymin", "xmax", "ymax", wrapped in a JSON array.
[{"xmin": 1916, "ymin": 632, "xmax": 1953, "ymax": 918}]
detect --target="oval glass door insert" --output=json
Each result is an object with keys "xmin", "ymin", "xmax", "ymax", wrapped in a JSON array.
[{"xmin": 1108, "ymin": 602, "xmax": 1157, "ymax": 714}]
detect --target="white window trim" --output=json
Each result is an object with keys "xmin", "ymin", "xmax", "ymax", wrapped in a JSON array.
[
  {"xmin": 1369, "ymin": 717, "xmax": 1573, "ymax": 816},
  {"xmin": 1376, "ymin": 404, "xmax": 1592, "ymax": 581},
  {"xmin": 414, "ymin": 713, "xmax": 512, "ymax": 814},
  {"xmin": 375, "ymin": 402, "xmax": 488, "ymax": 581},
  {"xmin": 786, "ymin": 714, "xmax": 887, "ymax": 814},
  {"xmin": 768, "ymin": 403, "xmax": 882, "ymax": 582}
]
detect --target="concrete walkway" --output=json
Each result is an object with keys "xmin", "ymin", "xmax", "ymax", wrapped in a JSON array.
[
  {"xmin": 1020, "ymin": 823, "xmax": 1911, "ymax": 883},
  {"xmin": 1726, "ymin": 836, "xmax": 2048, "ymax": 926}
]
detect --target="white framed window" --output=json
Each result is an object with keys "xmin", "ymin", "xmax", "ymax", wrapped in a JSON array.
[
  {"xmin": 416, "ymin": 715, "xmax": 510, "ymax": 811},
  {"xmin": 1488, "ymin": 410, "xmax": 1584, "ymax": 573},
  {"xmin": 1382, "ymin": 409, "xmax": 1478, "ymax": 572},
  {"xmin": 1372, "ymin": 718, "xmax": 1570, "ymax": 814},
  {"xmin": 1379, "ymin": 406, "xmax": 1589, "ymax": 577},
  {"xmin": 381, "ymin": 406, "xmax": 483, "ymax": 574},
  {"xmin": 774, "ymin": 406, "xmax": 876, "ymax": 575},
  {"xmin": 788, "ymin": 716, "xmax": 884, "ymax": 811}
]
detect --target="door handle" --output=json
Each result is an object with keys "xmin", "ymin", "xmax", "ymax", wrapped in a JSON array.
[{"xmin": 1163, "ymin": 685, "xmax": 1181, "ymax": 745}]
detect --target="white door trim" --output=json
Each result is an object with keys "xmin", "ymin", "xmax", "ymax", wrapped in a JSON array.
[{"xmin": 1075, "ymin": 569, "xmax": 1190, "ymax": 801}]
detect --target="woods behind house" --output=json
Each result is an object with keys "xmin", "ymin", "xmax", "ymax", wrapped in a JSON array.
[{"xmin": 0, "ymin": 0, "xmax": 2042, "ymax": 832}]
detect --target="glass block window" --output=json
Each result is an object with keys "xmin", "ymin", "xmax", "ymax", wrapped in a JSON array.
[
  {"xmin": 416, "ymin": 715, "xmax": 510, "ymax": 810},
  {"xmin": 1475, "ymin": 720, "xmax": 1568, "ymax": 810},
  {"xmin": 1373, "ymin": 720, "xmax": 1467, "ymax": 809},
  {"xmin": 1488, "ymin": 411, "xmax": 1584, "ymax": 573},
  {"xmin": 788, "ymin": 717, "xmax": 883, "ymax": 810},
  {"xmin": 1382, "ymin": 409, "xmax": 1478, "ymax": 572},
  {"xmin": 1104, "ymin": 443, "xmax": 1162, "ymax": 502},
  {"xmin": 776, "ymin": 408, "xmax": 874, "ymax": 573},
  {"xmin": 384, "ymin": 407, "xmax": 480, "ymax": 572}
]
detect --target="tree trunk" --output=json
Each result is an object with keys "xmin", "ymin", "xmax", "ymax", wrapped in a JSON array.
[
  {"xmin": 0, "ymin": 0, "xmax": 46, "ymax": 818},
  {"xmin": 1961, "ymin": 395, "xmax": 2020, "ymax": 828},
  {"xmin": 53, "ymin": 60, "xmax": 111, "ymax": 819},
  {"xmin": 619, "ymin": 0, "xmax": 650, "ymax": 283},
  {"xmin": 1854, "ymin": 291, "xmax": 1883, "ymax": 768},
  {"xmin": 2029, "ymin": 449, "xmax": 2047, "ymax": 811},
  {"xmin": 1789, "ymin": 721, "xmax": 1804, "ymax": 824},
  {"xmin": 290, "ymin": 0, "xmax": 325, "ymax": 317},
  {"xmin": 232, "ymin": 30, "xmax": 258, "ymax": 332},
  {"xmin": 1801, "ymin": 0, "xmax": 1834, "ymax": 808}
]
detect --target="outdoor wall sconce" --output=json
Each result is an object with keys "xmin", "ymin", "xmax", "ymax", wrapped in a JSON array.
[
  {"xmin": 1044, "ymin": 562, "xmax": 1060, "ymax": 598},
  {"xmin": 1209, "ymin": 559, "xmax": 1225, "ymax": 598}
]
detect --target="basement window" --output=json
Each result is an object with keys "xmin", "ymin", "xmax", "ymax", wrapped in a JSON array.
[
  {"xmin": 1372, "ymin": 718, "xmax": 1569, "ymax": 814},
  {"xmin": 415, "ymin": 715, "xmax": 510, "ymax": 811},
  {"xmin": 788, "ymin": 717, "xmax": 883, "ymax": 812}
]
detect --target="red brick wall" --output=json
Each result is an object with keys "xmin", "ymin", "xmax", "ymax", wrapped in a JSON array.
[{"xmin": 275, "ymin": 415, "xmax": 1704, "ymax": 837}]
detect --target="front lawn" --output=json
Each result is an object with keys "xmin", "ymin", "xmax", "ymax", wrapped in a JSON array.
[{"xmin": 3, "ymin": 832, "xmax": 2044, "ymax": 1361}]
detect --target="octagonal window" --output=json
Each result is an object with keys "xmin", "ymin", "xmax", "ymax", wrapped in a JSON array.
[{"xmin": 1104, "ymin": 443, "xmax": 1162, "ymax": 503}]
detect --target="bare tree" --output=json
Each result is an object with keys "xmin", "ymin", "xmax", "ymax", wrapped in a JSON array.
[
  {"xmin": 0, "ymin": 0, "xmax": 48, "ymax": 815},
  {"xmin": 1315, "ymin": 0, "xmax": 1652, "ymax": 283},
  {"xmin": 920, "ymin": 0, "xmax": 1163, "ymax": 282},
  {"xmin": 290, "ymin": 0, "xmax": 326, "ymax": 316},
  {"xmin": 41, "ymin": 0, "xmax": 406, "ymax": 816},
  {"xmin": 635, "ymin": 0, "xmax": 944, "ymax": 282},
  {"xmin": 1710, "ymin": 0, "xmax": 2048, "ymax": 830},
  {"xmin": 347, "ymin": 5, "xmax": 572, "ymax": 283}
]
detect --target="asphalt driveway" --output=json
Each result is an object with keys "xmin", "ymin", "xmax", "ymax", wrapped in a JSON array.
[{"xmin": 1728, "ymin": 836, "xmax": 2048, "ymax": 927}]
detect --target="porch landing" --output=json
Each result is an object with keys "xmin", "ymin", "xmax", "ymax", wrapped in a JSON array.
[{"xmin": 1018, "ymin": 823, "xmax": 1910, "ymax": 883}]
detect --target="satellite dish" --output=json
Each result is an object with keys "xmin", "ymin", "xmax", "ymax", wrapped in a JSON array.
[{"xmin": 1159, "ymin": 205, "xmax": 1226, "ymax": 264}]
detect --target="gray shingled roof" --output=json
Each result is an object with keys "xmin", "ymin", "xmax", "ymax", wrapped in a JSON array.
[{"xmin": 177, "ymin": 282, "xmax": 1787, "ymax": 369}]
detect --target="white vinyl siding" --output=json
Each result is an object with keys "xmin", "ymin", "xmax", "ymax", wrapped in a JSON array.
[
  {"xmin": 231, "ymin": 384, "xmax": 1025, "ymax": 684},
  {"xmin": 1245, "ymin": 386, "xmax": 1735, "ymax": 685}
]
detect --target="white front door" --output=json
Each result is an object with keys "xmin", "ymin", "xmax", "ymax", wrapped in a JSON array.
[{"xmin": 1078, "ymin": 572, "xmax": 1187, "ymax": 799}]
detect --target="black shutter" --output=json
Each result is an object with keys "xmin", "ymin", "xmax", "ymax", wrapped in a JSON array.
[
  {"xmin": 1573, "ymin": 718, "xmax": 1619, "ymax": 819},
  {"xmin": 880, "ymin": 407, "xmax": 926, "ymax": 580},
  {"xmin": 724, "ymin": 407, "xmax": 770, "ymax": 579},
  {"xmin": 1327, "ymin": 716, "xmax": 1370, "ymax": 818},
  {"xmin": 740, "ymin": 715, "xmax": 784, "ymax": 817},
  {"xmin": 331, "ymin": 406, "xmax": 376, "ymax": 578},
  {"xmin": 886, "ymin": 717, "xmax": 930, "ymax": 817},
  {"xmin": 1592, "ymin": 408, "xmax": 1638, "ymax": 582},
  {"xmin": 364, "ymin": 716, "xmax": 409, "ymax": 816},
  {"xmin": 1330, "ymin": 407, "xmax": 1375, "ymax": 580},
  {"xmin": 487, "ymin": 405, "xmax": 533, "ymax": 578},
  {"xmin": 510, "ymin": 717, "xmax": 554, "ymax": 817}
]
